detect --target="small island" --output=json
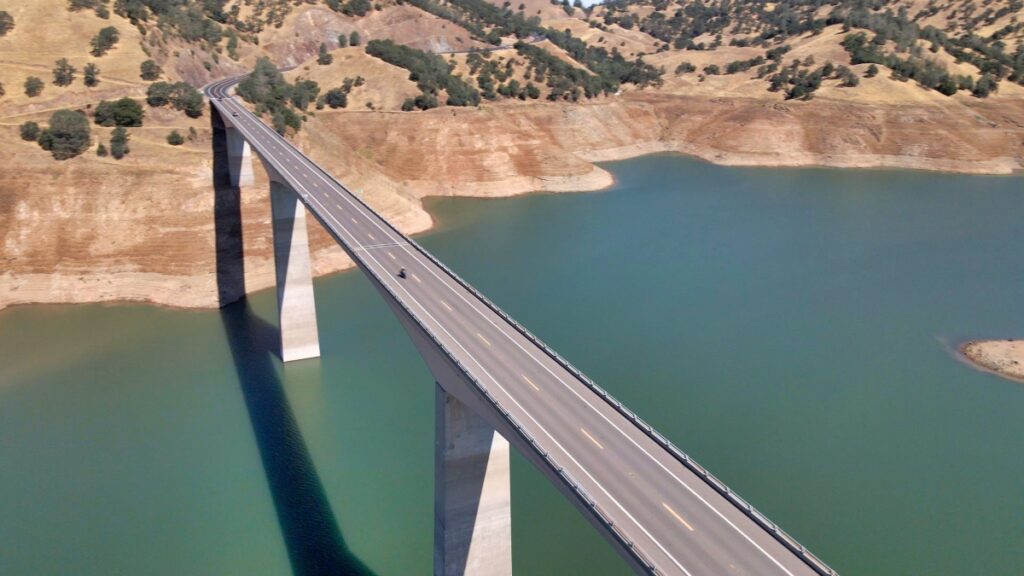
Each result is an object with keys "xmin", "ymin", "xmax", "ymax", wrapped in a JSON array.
[{"xmin": 961, "ymin": 340, "xmax": 1024, "ymax": 383}]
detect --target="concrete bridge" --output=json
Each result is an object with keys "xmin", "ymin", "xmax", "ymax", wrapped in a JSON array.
[{"xmin": 205, "ymin": 76, "xmax": 838, "ymax": 576}]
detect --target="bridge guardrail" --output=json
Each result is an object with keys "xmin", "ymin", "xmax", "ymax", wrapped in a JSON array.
[{"xmin": 215, "ymin": 88, "xmax": 835, "ymax": 576}]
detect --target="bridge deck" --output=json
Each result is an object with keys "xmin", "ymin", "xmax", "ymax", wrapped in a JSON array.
[{"xmin": 206, "ymin": 77, "xmax": 832, "ymax": 576}]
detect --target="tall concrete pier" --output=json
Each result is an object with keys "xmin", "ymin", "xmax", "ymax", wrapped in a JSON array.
[
  {"xmin": 435, "ymin": 383, "xmax": 512, "ymax": 576},
  {"xmin": 224, "ymin": 125, "xmax": 254, "ymax": 188},
  {"xmin": 267, "ymin": 174, "xmax": 321, "ymax": 362}
]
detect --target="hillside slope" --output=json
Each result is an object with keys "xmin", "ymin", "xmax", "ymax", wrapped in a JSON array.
[{"xmin": 1, "ymin": 0, "xmax": 1022, "ymax": 310}]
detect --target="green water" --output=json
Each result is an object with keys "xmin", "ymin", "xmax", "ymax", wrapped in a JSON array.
[{"xmin": 1, "ymin": 155, "xmax": 1022, "ymax": 575}]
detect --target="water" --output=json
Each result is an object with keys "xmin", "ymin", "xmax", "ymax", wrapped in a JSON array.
[{"xmin": 1, "ymin": 155, "xmax": 1022, "ymax": 575}]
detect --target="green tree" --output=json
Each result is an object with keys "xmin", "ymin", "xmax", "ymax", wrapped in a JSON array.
[
  {"xmin": 140, "ymin": 59, "xmax": 162, "ymax": 81},
  {"xmin": 349, "ymin": 31, "xmax": 360, "ymax": 46},
  {"xmin": 94, "ymin": 98, "xmax": 144, "ymax": 127},
  {"xmin": 96, "ymin": 142, "xmax": 108, "ymax": 157},
  {"xmin": 38, "ymin": 109, "xmax": 91, "ymax": 160},
  {"xmin": 24, "ymin": 76, "xmax": 44, "ymax": 97},
  {"xmin": 53, "ymin": 58, "xmax": 76, "ymax": 86},
  {"xmin": 90, "ymin": 26, "xmax": 119, "ymax": 57},
  {"xmin": 702, "ymin": 64, "xmax": 720, "ymax": 75},
  {"xmin": 338, "ymin": 33, "xmax": 348, "ymax": 48},
  {"xmin": 146, "ymin": 81, "xmax": 203, "ymax": 117},
  {"xmin": 0, "ymin": 11, "xmax": 13, "ymax": 37},
  {"xmin": 323, "ymin": 87, "xmax": 348, "ymax": 108},
  {"xmin": 0, "ymin": 82, "xmax": 4, "ymax": 98},
  {"xmin": 19, "ymin": 121, "xmax": 40, "ymax": 141},
  {"xmin": 166, "ymin": 130, "xmax": 185, "ymax": 145},
  {"xmin": 865, "ymin": 64, "xmax": 879, "ymax": 78},
  {"xmin": 317, "ymin": 42, "xmax": 333, "ymax": 65},
  {"xmin": 291, "ymin": 79, "xmax": 320, "ymax": 110},
  {"xmin": 84, "ymin": 63, "xmax": 100, "ymax": 87},
  {"xmin": 110, "ymin": 126, "xmax": 129, "ymax": 159}
]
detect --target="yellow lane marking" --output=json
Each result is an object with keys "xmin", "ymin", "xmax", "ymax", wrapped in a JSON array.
[
  {"xmin": 662, "ymin": 502, "xmax": 695, "ymax": 531},
  {"xmin": 440, "ymin": 300, "xmax": 453, "ymax": 311},
  {"xmin": 336, "ymin": 203, "xmax": 343, "ymax": 210},
  {"xmin": 412, "ymin": 273, "xmax": 422, "ymax": 284},
  {"xmin": 580, "ymin": 428, "xmax": 604, "ymax": 450},
  {"xmin": 476, "ymin": 333, "xmax": 491, "ymax": 347},
  {"xmin": 351, "ymin": 217, "xmax": 358, "ymax": 224},
  {"xmin": 367, "ymin": 233, "xmax": 376, "ymax": 241},
  {"xmin": 388, "ymin": 252, "xmax": 396, "ymax": 261},
  {"xmin": 522, "ymin": 374, "xmax": 540, "ymax": 391}
]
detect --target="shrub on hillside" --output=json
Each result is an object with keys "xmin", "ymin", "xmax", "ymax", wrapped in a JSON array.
[
  {"xmin": 166, "ymin": 130, "xmax": 185, "ymax": 146},
  {"xmin": 38, "ymin": 110, "xmax": 91, "ymax": 160},
  {"xmin": 236, "ymin": 57, "xmax": 303, "ymax": 134},
  {"xmin": 140, "ymin": 59, "xmax": 162, "ymax": 81},
  {"xmin": 110, "ymin": 126, "xmax": 129, "ymax": 159},
  {"xmin": 94, "ymin": 98, "xmax": 144, "ymax": 127},
  {"xmin": 84, "ymin": 63, "xmax": 100, "ymax": 87},
  {"xmin": 146, "ymin": 81, "xmax": 204, "ymax": 118},
  {"xmin": 90, "ymin": 26, "xmax": 119, "ymax": 57},
  {"xmin": 24, "ymin": 76, "xmax": 44, "ymax": 97},
  {"xmin": 323, "ymin": 88, "xmax": 348, "ymax": 109},
  {"xmin": 0, "ymin": 11, "xmax": 14, "ymax": 37},
  {"xmin": 20, "ymin": 121, "xmax": 40, "ymax": 142},
  {"xmin": 53, "ymin": 58, "xmax": 76, "ymax": 87},
  {"xmin": 317, "ymin": 43, "xmax": 333, "ymax": 65}
]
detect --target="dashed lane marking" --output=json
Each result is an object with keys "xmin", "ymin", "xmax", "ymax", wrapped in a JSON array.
[
  {"xmin": 522, "ymin": 374, "xmax": 540, "ymax": 391},
  {"xmin": 662, "ymin": 503, "xmax": 695, "ymax": 531},
  {"xmin": 580, "ymin": 428, "xmax": 604, "ymax": 449},
  {"xmin": 476, "ymin": 333, "xmax": 491, "ymax": 347}
]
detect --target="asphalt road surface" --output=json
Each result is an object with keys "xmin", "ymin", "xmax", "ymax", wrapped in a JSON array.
[{"xmin": 205, "ymin": 76, "xmax": 832, "ymax": 576}]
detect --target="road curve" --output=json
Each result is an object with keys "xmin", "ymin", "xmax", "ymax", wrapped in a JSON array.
[{"xmin": 204, "ymin": 76, "xmax": 837, "ymax": 576}]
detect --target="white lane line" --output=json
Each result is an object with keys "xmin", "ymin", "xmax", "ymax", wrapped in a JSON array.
[
  {"xmin": 581, "ymin": 427, "xmax": 604, "ymax": 450},
  {"xmin": 388, "ymin": 252, "xmax": 396, "ymax": 261},
  {"xmin": 228, "ymin": 101, "xmax": 793, "ymax": 576},
  {"xmin": 440, "ymin": 300, "xmax": 453, "ymax": 312},
  {"xmin": 476, "ymin": 333, "xmax": 492, "ymax": 347},
  {"xmin": 522, "ymin": 374, "xmax": 540, "ymax": 391},
  {"xmin": 367, "ymin": 232, "xmax": 376, "ymax": 241},
  {"xmin": 663, "ymin": 503, "xmax": 695, "ymax": 532},
  {"xmin": 230, "ymin": 116, "xmax": 693, "ymax": 575},
  {"xmin": 411, "ymin": 273, "xmax": 422, "ymax": 284}
]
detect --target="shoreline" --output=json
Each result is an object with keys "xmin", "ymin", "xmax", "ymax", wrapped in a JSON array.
[
  {"xmin": 1, "ymin": 143, "xmax": 1021, "ymax": 313},
  {"xmin": 959, "ymin": 340, "xmax": 1024, "ymax": 384}
]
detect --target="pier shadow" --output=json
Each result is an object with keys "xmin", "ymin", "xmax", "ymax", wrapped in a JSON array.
[{"xmin": 212, "ymin": 105, "xmax": 375, "ymax": 576}]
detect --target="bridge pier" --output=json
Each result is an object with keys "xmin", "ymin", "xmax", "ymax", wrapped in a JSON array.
[
  {"xmin": 265, "ymin": 166, "xmax": 321, "ymax": 362},
  {"xmin": 224, "ymin": 122, "xmax": 254, "ymax": 188},
  {"xmin": 435, "ymin": 383, "xmax": 512, "ymax": 576}
]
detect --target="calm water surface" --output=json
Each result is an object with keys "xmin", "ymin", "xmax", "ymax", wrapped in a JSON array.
[{"xmin": 1, "ymin": 155, "xmax": 1022, "ymax": 575}]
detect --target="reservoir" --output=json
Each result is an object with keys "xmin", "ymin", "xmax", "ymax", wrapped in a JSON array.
[{"xmin": 1, "ymin": 154, "xmax": 1021, "ymax": 575}]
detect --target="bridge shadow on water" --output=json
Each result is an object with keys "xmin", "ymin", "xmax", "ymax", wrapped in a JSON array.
[{"xmin": 212, "ymin": 108, "xmax": 376, "ymax": 576}]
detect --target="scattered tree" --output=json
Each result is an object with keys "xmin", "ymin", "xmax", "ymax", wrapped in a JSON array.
[
  {"xmin": 84, "ymin": 63, "xmax": 100, "ymax": 87},
  {"xmin": 53, "ymin": 58, "xmax": 76, "ymax": 86},
  {"xmin": 96, "ymin": 142, "xmax": 108, "ymax": 157},
  {"xmin": 110, "ymin": 126, "xmax": 129, "ymax": 159},
  {"xmin": 317, "ymin": 42, "xmax": 333, "ymax": 65},
  {"xmin": 146, "ymin": 81, "xmax": 204, "ymax": 117},
  {"xmin": 323, "ymin": 87, "xmax": 348, "ymax": 108},
  {"xmin": 140, "ymin": 59, "xmax": 162, "ymax": 81},
  {"xmin": 0, "ymin": 11, "xmax": 13, "ymax": 37},
  {"xmin": 349, "ymin": 31, "xmax": 360, "ymax": 46},
  {"xmin": 338, "ymin": 33, "xmax": 348, "ymax": 48},
  {"xmin": 865, "ymin": 64, "xmax": 879, "ymax": 78},
  {"xmin": 90, "ymin": 26, "xmax": 119, "ymax": 57},
  {"xmin": 675, "ymin": 62, "xmax": 696, "ymax": 75},
  {"xmin": 166, "ymin": 130, "xmax": 185, "ymax": 145},
  {"xmin": 20, "ymin": 121, "xmax": 40, "ymax": 141},
  {"xmin": 38, "ymin": 109, "xmax": 91, "ymax": 160},
  {"xmin": 94, "ymin": 98, "xmax": 145, "ymax": 127},
  {"xmin": 24, "ymin": 76, "xmax": 44, "ymax": 97}
]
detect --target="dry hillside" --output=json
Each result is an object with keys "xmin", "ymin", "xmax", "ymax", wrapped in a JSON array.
[{"xmin": 1, "ymin": 0, "xmax": 1022, "ymax": 310}]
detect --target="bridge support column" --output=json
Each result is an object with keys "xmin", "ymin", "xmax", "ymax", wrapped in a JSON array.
[
  {"xmin": 225, "ymin": 125, "xmax": 254, "ymax": 188},
  {"xmin": 435, "ymin": 383, "xmax": 512, "ymax": 576},
  {"xmin": 268, "ymin": 177, "xmax": 321, "ymax": 362}
]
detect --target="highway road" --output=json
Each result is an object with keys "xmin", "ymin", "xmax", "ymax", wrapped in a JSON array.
[{"xmin": 205, "ymin": 76, "xmax": 834, "ymax": 576}]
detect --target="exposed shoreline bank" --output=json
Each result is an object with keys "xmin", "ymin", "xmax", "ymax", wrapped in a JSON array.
[
  {"xmin": 960, "ymin": 340, "xmax": 1024, "ymax": 384},
  {"xmin": 3, "ymin": 89, "xmax": 1023, "ymax": 313}
]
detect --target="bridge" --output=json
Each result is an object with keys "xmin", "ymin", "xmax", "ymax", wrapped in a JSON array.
[{"xmin": 204, "ymin": 76, "xmax": 837, "ymax": 576}]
